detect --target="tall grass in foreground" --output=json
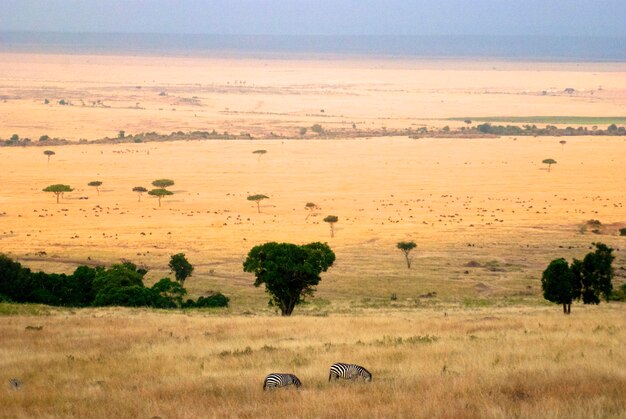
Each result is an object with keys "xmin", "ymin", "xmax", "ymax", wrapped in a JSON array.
[{"xmin": 1, "ymin": 304, "xmax": 624, "ymax": 418}]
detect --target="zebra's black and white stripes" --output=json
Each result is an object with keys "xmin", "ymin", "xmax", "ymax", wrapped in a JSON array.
[
  {"xmin": 263, "ymin": 373, "xmax": 302, "ymax": 390},
  {"xmin": 328, "ymin": 363, "xmax": 372, "ymax": 382}
]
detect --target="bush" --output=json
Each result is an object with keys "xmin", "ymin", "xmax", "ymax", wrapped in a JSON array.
[
  {"xmin": 619, "ymin": 228, "xmax": 626, "ymax": 236},
  {"xmin": 184, "ymin": 293, "xmax": 229, "ymax": 308}
]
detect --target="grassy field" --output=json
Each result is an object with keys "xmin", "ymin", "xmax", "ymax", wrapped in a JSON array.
[
  {"xmin": 447, "ymin": 116, "xmax": 626, "ymax": 126},
  {"xmin": 1, "ymin": 304, "xmax": 625, "ymax": 418}
]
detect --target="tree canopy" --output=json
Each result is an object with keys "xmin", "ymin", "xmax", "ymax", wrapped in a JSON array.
[
  {"xmin": 541, "ymin": 258, "xmax": 577, "ymax": 314},
  {"xmin": 541, "ymin": 243, "xmax": 615, "ymax": 313},
  {"xmin": 152, "ymin": 179, "xmax": 175, "ymax": 188},
  {"xmin": 148, "ymin": 188, "xmax": 173, "ymax": 207},
  {"xmin": 396, "ymin": 241, "xmax": 417, "ymax": 269},
  {"xmin": 88, "ymin": 180, "xmax": 103, "ymax": 195},
  {"xmin": 43, "ymin": 184, "xmax": 73, "ymax": 203},
  {"xmin": 323, "ymin": 215, "xmax": 338, "ymax": 237},
  {"xmin": 247, "ymin": 194, "xmax": 269, "ymax": 213},
  {"xmin": 168, "ymin": 253, "xmax": 194, "ymax": 286},
  {"xmin": 243, "ymin": 242, "xmax": 335, "ymax": 316},
  {"xmin": 542, "ymin": 158, "xmax": 557, "ymax": 172},
  {"xmin": 132, "ymin": 186, "xmax": 148, "ymax": 202}
]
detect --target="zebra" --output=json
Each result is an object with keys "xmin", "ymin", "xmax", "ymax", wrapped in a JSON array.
[
  {"xmin": 263, "ymin": 373, "xmax": 302, "ymax": 390},
  {"xmin": 328, "ymin": 363, "xmax": 372, "ymax": 382}
]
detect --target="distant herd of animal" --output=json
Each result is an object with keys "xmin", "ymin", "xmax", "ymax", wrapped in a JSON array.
[{"xmin": 263, "ymin": 363, "xmax": 371, "ymax": 390}]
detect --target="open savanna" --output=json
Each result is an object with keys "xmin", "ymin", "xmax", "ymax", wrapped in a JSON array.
[
  {"xmin": 1, "ymin": 305, "xmax": 625, "ymax": 418},
  {"xmin": 1, "ymin": 136, "xmax": 626, "ymax": 311},
  {"xmin": 1, "ymin": 53, "xmax": 626, "ymax": 141}
]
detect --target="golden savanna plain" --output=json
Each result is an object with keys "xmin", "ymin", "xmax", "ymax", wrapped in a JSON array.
[{"xmin": 1, "ymin": 53, "xmax": 625, "ymax": 418}]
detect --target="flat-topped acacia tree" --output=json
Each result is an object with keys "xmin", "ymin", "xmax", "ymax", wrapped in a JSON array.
[
  {"xmin": 397, "ymin": 241, "xmax": 417, "ymax": 269},
  {"xmin": 323, "ymin": 215, "xmax": 338, "ymax": 238},
  {"xmin": 132, "ymin": 186, "xmax": 148, "ymax": 202},
  {"xmin": 43, "ymin": 184, "xmax": 73, "ymax": 203},
  {"xmin": 88, "ymin": 181, "xmax": 103, "ymax": 196},
  {"xmin": 247, "ymin": 194, "xmax": 269, "ymax": 213},
  {"xmin": 152, "ymin": 179, "xmax": 175, "ymax": 189},
  {"xmin": 148, "ymin": 188, "xmax": 173, "ymax": 207},
  {"xmin": 252, "ymin": 149, "xmax": 267, "ymax": 161},
  {"xmin": 305, "ymin": 202, "xmax": 319, "ymax": 220},
  {"xmin": 43, "ymin": 150, "xmax": 55, "ymax": 163},
  {"xmin": 542, "ymin": 158, "xmax": 557, "ymax": 172}
]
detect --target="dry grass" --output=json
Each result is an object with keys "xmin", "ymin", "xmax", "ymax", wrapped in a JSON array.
[{"xmin": 1, "ymin": 305, "xmax": 625, "ymax": 418}]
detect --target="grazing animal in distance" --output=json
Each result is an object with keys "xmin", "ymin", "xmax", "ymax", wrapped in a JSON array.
[
  {"xmin": 328, "ymin": 363, "xmax": 372, "ymax": 382},
  {"xmin": 263, "ymin": 373, "xmax": 302, "ymax": 390}
]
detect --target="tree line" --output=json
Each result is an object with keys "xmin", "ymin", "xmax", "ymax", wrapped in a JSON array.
[{"xmin": 0, "ymin": 253, "xmax": 228, "ymax": 309}]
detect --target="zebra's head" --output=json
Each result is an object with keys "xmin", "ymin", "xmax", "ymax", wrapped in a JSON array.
[
  {"xmin": 361, "ymin": 368, "xmax": 372, "ymax": 382},
  {"xmin": 290, "ymin": 374, "xmax": 302, "ymax": 388}
]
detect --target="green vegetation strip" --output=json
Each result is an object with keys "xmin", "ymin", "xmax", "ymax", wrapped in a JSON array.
[{"xmin": 448, "ymin": 116, "xmax": 626, "ymax": 125}]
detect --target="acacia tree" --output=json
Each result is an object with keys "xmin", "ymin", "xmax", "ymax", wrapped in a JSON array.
[
  {"xmin": 152, "ymin": 179, "xmax": 175, "ymax": 189},
  {"xmin": 247, "ymin": 194, "xmax": 269, "ymax": 213},
  {"xmin": 396, "ymin": 241, "xmax": 417, "ymax": 269},
  {"xmin": 148, "ymin": 188, "xmax": 173, "ymax": 207},
  {"xmin": 88, "ymin": 181, "xmax": 103, "ymax": 196},
  {"xmin": 43, "ymin": 184, "xmax": 73, "ymax": 203},
  {"xmin": 542, "ymin": 158, "xmax": 557, "ymax": 172},
  {"xmin": 243, "ymin": 242, "xmax": 335, "ymax": 316},
  {"xmin": 252, "ymin": 149, "xmax": 267, "ymax": 161},
  {"xmin": 541, "ymin": 258, "xmax": 577, "ymax": 314},
  {"xmin": 168, "ymin": 253, "xmax": 194, "ymax": 287},
  {"xmin": 43, "ymin": 150, "xmax": 55, "ymax": 163},
  {"xmin": 323, "ymin": 215, "xmax": 338, "ymax": 238},
  {"xmin": 132, "ymin": 186, "xmax": 148, "ymax": 202},
  {"xmin": 305, "ymin": 202, "xmax": 319, "ymax": 220}
]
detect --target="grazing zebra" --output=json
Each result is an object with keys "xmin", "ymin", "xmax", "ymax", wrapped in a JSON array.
[
  {"xmin": 328, "ymin": 363, "xmax": 372, "ymax": 382},
  {"xmin": 263, "ymin": 373, "xmax": 302, "ymax": 390}
]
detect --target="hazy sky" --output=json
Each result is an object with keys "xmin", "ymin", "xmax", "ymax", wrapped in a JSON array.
[{"xmin": 1, "ymin": 0, "xmax": 625, "ymax": 37}]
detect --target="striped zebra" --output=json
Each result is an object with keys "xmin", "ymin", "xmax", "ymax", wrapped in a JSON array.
[
  {"xmin": 263, "ymin": 373, "xmax": 302, "ymax": 390},
  {"xmin": 328, "ymin": 363, "xmax": 372, "ymax": 382}
]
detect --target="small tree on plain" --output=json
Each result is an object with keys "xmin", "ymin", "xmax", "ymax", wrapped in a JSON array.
[
  {"xmin": 43, "ymin": 150, "xmax": 55, "ymax": 163},
  {"xmin": 88, "ymin": 181, "xmax": 103, "ymax": 196},
  {"xmin": 247, "ymin": 194, "xmax": 269, "ymax": 213},
  {"xmin": 132, "ymin": 186, "xmax": 148, "ymax": 202},
  {"xmin": 168, "ymin": 253, "xmax": 194, "ymax": 287},
  {"xmin": 541, "ymin": 258, "xmax": 577, "ymax": 314},
  {"xmin": 542, "ymin": 158, "xmax": 557, "ymax": 172},
  {"xmin": 397, "ymin": 241, "xmax": 417, "ymax": 269},
  {"xmin": 305, "ymin": 202, "xmax": 319, "ymax": 220},
  {"xmin": 323, "ymin": 215, "xmax": 338, "ymax": 238},
  {"xmin": 148, "ymin": 188, "xmax": 173, "ymax": 207},
  {"xmin": 252, "ymin": 149, "xmax": 267, "ymax": 161},
  {"xmin": 43, "ymin": 184, "xmax": 73, "ymax": 204},
  {"xmin": 152, "ymin": 179, "xmax": 175, "ymax": 189},
  {"xmin": 311, "ymin": 124, "xmax": 324, "ymax": 134},
  {"xmin": 559, "ymin": 140, "xmax": 567, "ymax": 150}
]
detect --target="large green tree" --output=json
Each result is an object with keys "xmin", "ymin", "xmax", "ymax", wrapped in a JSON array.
[
  {"xmin": 43, "ymin": 184, "xmax": 73, "ymax": 203},
  {"xmin": 541, "ymin": 243, "xmax": 615, "ymax": 313},
  {"xmin": 541, "ymin": 258, "xmax": 577, "ymax": 314},
  {"xmin": 168, "ymin": 253, "xmax": 194, "ymax": 286},
  {"xmin": 571, "ymin": 242, "xmax": 614, "ymax": 304},
  {"xmin": 243, "ymin": 242, "xmax": 335, "ymax": 316}
]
